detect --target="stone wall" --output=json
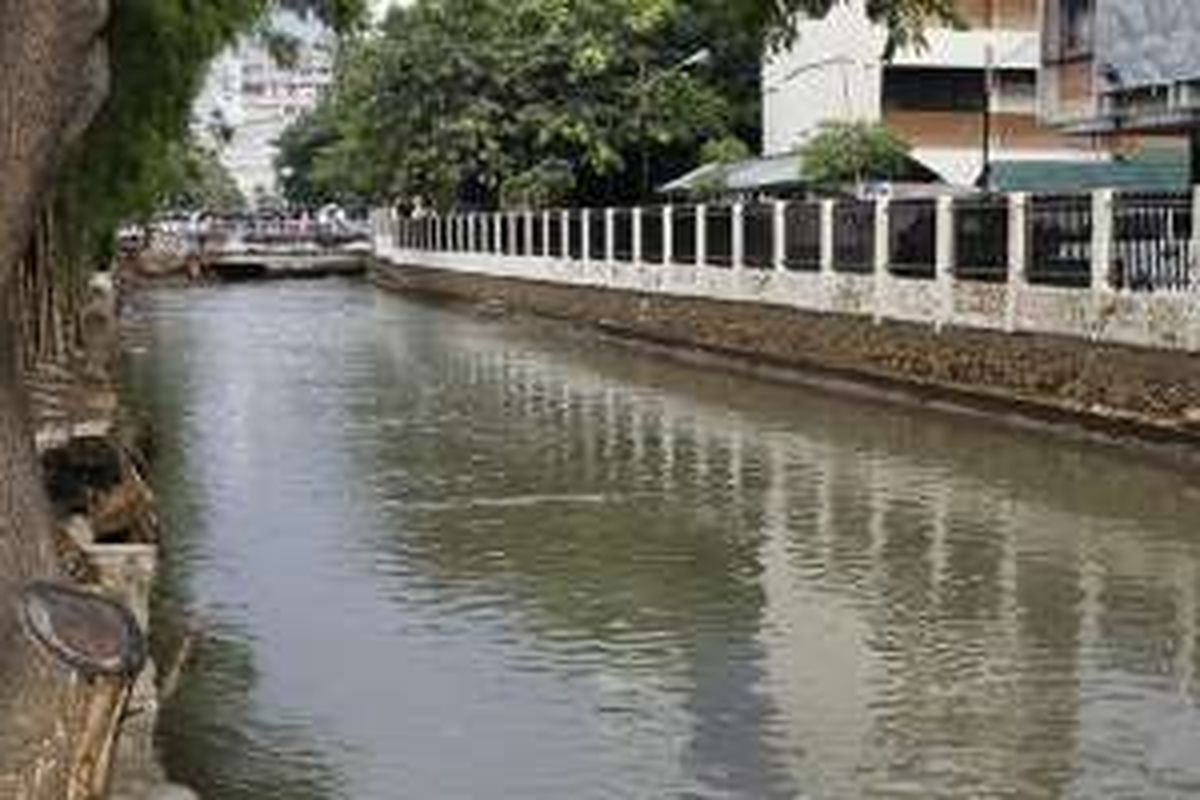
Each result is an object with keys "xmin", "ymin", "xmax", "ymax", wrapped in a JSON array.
[{"xmin": 373, "ymin": 261, "xmax": 1200, "ymax": 444}]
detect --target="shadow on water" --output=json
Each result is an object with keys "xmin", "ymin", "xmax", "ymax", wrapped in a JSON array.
[{"xmin": 125, "ymin": 281, "xmax": 1200, "ymax": 799}]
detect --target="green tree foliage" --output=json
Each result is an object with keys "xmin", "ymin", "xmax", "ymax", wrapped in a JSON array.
[
  {"xmin": 280, "ymin": 0, "xmax": 958, "ymax": 210},
  {"xmin": 716, "ymin": 0, "xmax": 959, "ymax": 54},
  {"xmin": 51, "ymin": 0, "xmax": 364, "ymax": 267},
  {"xmin": 164, "ymin": 140, "xmax": 248, "ymax": 214},
  {"xmin": 282, "ymin": 0, "xmax": 749, "ymax": 210},
  {"xmin": 799, "ymin": 120, "xmax": 912, "ymax": 189}
]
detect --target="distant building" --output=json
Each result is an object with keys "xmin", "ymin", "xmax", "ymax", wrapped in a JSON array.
[
  {"xmin": 192, "ymin": 6, "xmax": 335, "ymax": 206},
  {"xmin": 1040, "ymin": 0, "xmax": 1200, "ymax": 142},
  {"xmin": 760, "ymin": 0, "xmax": 1112, "ymax": 187}
]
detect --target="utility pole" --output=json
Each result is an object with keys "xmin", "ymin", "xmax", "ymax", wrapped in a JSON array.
[{"xmin": 980, "ymin": 0, "xmax": 996, "ymax": 191}]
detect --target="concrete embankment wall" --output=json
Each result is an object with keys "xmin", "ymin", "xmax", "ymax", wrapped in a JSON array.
[{"xmin": 371, "ymin": 214, "xmax": 1200, "ymax": 445}]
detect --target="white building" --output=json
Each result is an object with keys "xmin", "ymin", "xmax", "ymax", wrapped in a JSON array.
[
  {"xmin": 193, "ymin": 6, "xmax": 336, "ymax": 205},
  {"xmin": 761, "ymin": 0, "xmax": 1111, "ymax": 187}
]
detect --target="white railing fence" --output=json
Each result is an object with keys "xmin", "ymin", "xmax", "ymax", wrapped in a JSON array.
[{"xmin": 372, "ymin": 189, "xmax": 1200, "ymax": 353}]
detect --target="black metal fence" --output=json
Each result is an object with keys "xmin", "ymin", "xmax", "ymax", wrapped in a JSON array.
[
  {"xmin": 744, "ymin": 203, "xmax": 775, "ymax": 269},
  {"xmin": 532, "ymin": 213, "xmax": 545, "ymax": 255},
  {"xmin": 705, "ymin": 206, "xmax": 733, "ymax": 267},
  {"xmin": 643, "ymin": 207, "xmax": 664, "ymax": 264},
  {"xmin": 513, "ymin": 215, "xmax": 527, "ymax": 256},
  {"xmin": 548, "ymin": 213, "xmax": 563, "ymax": 257},
  {"xmin": 1113, "ymin": 192, "xmax": 1194, "ymax": 291},
  {"xmin": 389, "ymin": 193, "xmax": 1198, "ymax": 295},
  {"xmin": 587, "ymin": 211, "xmax": 605, "ymax": 260},
  {"xmin": 567, "ymin": 211, "xmax": 583, "ymax": 260},
  {"xmin": 954, "ymin": 196, "xmax": 1008, "ymax": 282},
  {"xmin": 673, "ymin": 206, "xmax": 697, "ymax": 265},
  {"xmin": 499, "ymin": 215, "xmax": 512, "ymax": 255},
  {"xmin": 888, "ymin": 200, "xmax": 936, "ymax": 279},
  {"xmin": 784, "ymin": 202, "xmax": 821, "ymax": 271},
  {"xmin": 614, "ymin": 209, "xmax": 634, "ymax": 262},
  {"xmin": 1028, "ymin": 194, "xmax": 1092, "ymax": 288},
  {"xmin": 834, "ymin": 201, "xmax": 875, "ymax": 273}
]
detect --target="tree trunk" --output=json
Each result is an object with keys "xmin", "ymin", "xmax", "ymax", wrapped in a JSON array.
[
  {"xmin": 0, "ymin": 0, "xmax": 113, "ymax": 792},
  {"xmin": 0, "ymin": 282, "xmax": 75, "ymax": 798}
]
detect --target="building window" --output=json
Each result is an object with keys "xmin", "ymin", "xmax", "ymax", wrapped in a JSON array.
[
  {"xmin": 1061, "ymin": 0, "xmax": 1093, "ymax": 58},
  {"xmin": 883, "ymin": 68, "xmax": 986, "ymax": 113}
]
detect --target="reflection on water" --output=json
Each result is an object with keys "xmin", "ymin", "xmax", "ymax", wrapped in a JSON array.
[{"xmin": 123, "ymin": 281, "xmax": 1200, "ymax": 799}]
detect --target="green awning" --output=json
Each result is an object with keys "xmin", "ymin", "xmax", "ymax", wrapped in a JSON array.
[{"xmin": 989, "ymin": 150, "xmax": 1190, "ymax": 193}]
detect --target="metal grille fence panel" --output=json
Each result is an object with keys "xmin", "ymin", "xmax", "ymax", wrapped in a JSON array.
[
  {"xmin": 642, "ymin": 208, "xmax": 664, "ymax": 264},
  {"xmin": 888, "ymin": 200, "xmax": 936, "ymax": 279},
  {"xmin": 834, "ymin": 201, "xmax": 875, "ymax": 273},
  {"xmin": 614, "ymin": 209, "xmax": 634, "ymax": 262},
  {"xmin": 1113, "ymin": 192, "xmax": 1194, "ymax": 292},
  {"xmin": 513, "ymin": 215, "xmax": 527, "ymax": 256},
  {"xmin": 1028, "ymin": 195, "xmax": 1092, "ymax": 287},
  {"xmin": 784, "ymin": 203, "xmax": 821, "ymax": 271},
  {"xmin": 532, "ymin": 215, "xmax": 545, "ymax": 255},
  {"xmin": 743, "ymin": 203, "xmax": 775, "ymax": 269},
  {"xmin": 588, "ymin": 212, "xmax": 606, "ymax": 261},
  {"xmin": 954, "ymin": 196, "xmax": 1008, "ymax": 282},
  {"xmin": 673, "ymin": 207, "xmax": 697, "ymax": 264},
  {"xmin": 548, "ymin": 214, "xmax": 563, "ymax": 257},
  {"xmin": 499, "ymin": 215, "xmax": 512, "ymax": 255},
  {"xmin": 567, "ymin": 212, "xmax": 583, "ymax": 260},
  {"xmin": 706, "ymin": 206, "xmax": 733, "ymax": 267}
]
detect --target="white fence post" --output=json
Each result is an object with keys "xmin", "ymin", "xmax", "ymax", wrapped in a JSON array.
[
  {"xmin": 1091, "ymin": 188, "xmax": 1115, "ymax": 340},
  {"xmin": 561, "ymin": 210, "xmax": 572, "ymax": 260},
  {"xmin": 605, "ymin": 207, "xmax": 616, "ymax": 263},
  {"xmin": 820, "ymin": 200, "xmax": 834, "ymax": 274},
  {"xmin": 524, "ymin": 211, "xmax": 534, "ymax": 257},
  {"xmin": 633, "ymin": 207, "xmax": 644, "ymax": 266},
  {"xmin": 663, "ymin": 205, "xmax": 674, "ymax": 265},
  {"xmin": 493, "ymin": 212, "xmax": 503, "ymax": 253},
  {"xmin": 581, "ymin": 209, "xmax": 591, "ymax": 264},
  {"xmin": 1092, "ymin": 188, "xmax": 1115, "ymax": 293},
  {"xmin": 1006, "ymin": 192, "xmax": 1028, "ymax": 334},
  {"xmin": 542, "ymin": 211, "xmax": 551, "ymax": 257},
  {"xmin": 935, "ymin": 195, "xmax": 955, "ymax": 332},
  {"xmin": 1191, "ymin": 187, "xmax": 1200, "ymax": 289},
  {"xmin": 1191, "ymin": 186, "xmax": 1200, "ymax": 349},
  {"xmin": 732, "ymin": 202, "xmax": 745, "ymax": 270},
  {"xmin": 873, "ymin": 198, "xmax": 889, "ymax": 324},
  {"xmin": 696, "ymin": 204, "xmax": 707, "ymax": 267},
  {"xmin": 773, "ymin": 201, "xmax": 787, "ymax": 272}
]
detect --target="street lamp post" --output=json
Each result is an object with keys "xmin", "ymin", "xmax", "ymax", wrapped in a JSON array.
[
  {"xmin": 637, "ymin": 47, "xmax": 712, "ymax": 199},
  {"xmin": 980, "ymin": 0, "xmax": 996, "ymax": 191}
]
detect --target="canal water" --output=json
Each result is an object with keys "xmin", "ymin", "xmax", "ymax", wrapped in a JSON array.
[{"xmin": 123, "ymin": 280, "xmax": 1200, "ymax": 799}]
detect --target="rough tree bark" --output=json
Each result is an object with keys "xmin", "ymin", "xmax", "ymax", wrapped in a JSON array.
[{"xmin": 0, "ymin": 0, "xmax": 112, "ymax": 793}]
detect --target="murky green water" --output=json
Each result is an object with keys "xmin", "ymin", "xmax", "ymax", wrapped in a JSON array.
[{"xmin": 123, "ymin": 280, "xmax": 1200, "ymax": 799}]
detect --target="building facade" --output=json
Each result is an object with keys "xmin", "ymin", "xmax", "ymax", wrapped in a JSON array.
[
  {"xmin": 1041, "ymin": 0, "xmax": 1200, "ymax": 136},
  {"xmin": 761, "ymin": 0, "xmax": 1110, "ymax": 186},
  {"xmin": 192, "ymin": 6, "xmax": 335, "ymax": 205}
]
